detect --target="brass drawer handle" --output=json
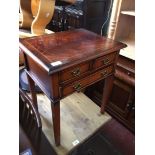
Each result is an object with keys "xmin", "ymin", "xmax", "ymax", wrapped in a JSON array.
[
  {"xmin": 101, "ymin": 70, "xmax": 108, "ymax": 77},
  {"xmin": 71, "ymin": 68, "xmax": 81, "ymax": 77},
  {"xmin": 73, "ymin": 83, "xmax": 81, "ymax": 92},
  {"xmin": 102, "ymin": 58, "xmax": 110, "ymax": 65}
]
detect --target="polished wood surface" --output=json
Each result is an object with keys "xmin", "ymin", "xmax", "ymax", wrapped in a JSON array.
[
  {"xmin": 20, "ymin": 29, "xmax": 126, "ymax": 74},
  {"xmin": 19, "ymin": 28, "xmax": 126, "ymax": 145},
  {"xmin": 61, "ymin": 65, "xmax": 114, "ymax": 97}
]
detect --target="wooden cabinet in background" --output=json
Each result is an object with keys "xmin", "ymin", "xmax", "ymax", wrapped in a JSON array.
[
  {"xmin": 85, "ymin": 55, "xmax": 135, "ymax": 132},
  {"xmin": 107, "ymin": 55, "xmax": 135, "ymax": 131},
  {"xmin": 47, "ymin": 0, "xmax": 112, "ymax": 35}
]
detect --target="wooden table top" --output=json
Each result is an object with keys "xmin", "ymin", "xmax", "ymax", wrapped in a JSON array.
[{"xmin": 19, "ymin": 28, "xmax": 126, "ymax": 74}]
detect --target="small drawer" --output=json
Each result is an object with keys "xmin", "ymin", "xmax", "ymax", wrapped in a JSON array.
[
  {"xmin": 93, "ymin": 53, "xmax": 116, "ymax": 69},
  {"xmin": 115, "ymin": 67, "xmax": 135, "ymax": 86},
  {"xmin": 61, "ymin": 65, "xmax": 114, "ymax": 97},
  {"xmin": 116, "ymin": 66, "xmax": 135, "ymax": 79},
  {"xmin": 60, "ymin": 62, "xmax": 90, "ymax": 83}
]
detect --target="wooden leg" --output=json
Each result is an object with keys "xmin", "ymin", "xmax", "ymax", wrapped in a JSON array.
[
  {"xmin": 51, "ymin": 102, "xmax": 60, "ymax": 146},
  {"xmin": 100, "ymin": 75, "xmax": 114, "ymax": 113},
  {"xmin": 26, "ymin": 73, "xmax": 38, "ymax": 110}
]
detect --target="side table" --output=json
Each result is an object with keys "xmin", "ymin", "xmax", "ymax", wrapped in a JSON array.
[{"xmin": 19, "ymin": 28, "xmax": 126, "ymax": 146}]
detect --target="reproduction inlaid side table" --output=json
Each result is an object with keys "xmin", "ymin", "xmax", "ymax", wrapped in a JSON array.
[{"xmin": 19, "ymin": 28, "xmax": 126, "ymax": 146}]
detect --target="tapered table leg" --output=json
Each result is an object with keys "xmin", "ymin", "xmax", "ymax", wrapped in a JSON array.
[
  {"xmin": 100, "ymin": 75, "xmax": 114, "ymax": 113},
  {"xmin": 26, "ymin": 72, "xmax": 38, "ymax": 110},
  {"xmin": 51, "ymin": 101, "xmax": 60, "ymax": 146}
]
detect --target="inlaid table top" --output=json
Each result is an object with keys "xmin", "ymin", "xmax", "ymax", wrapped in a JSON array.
[{"xmin": 19, "ymin": 28, "xmax": 126, "ymax": 74}]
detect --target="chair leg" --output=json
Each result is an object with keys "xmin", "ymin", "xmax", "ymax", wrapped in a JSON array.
[
  {"xmin": 26, "ymin": 73, "xmax": 38, "ymax": 110},
  {"xmin": 51, "ymin": 101, "xmax": 60, "ymax": 146}
]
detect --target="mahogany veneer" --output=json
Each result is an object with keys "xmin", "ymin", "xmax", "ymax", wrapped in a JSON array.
[{"xmin": 19, "ymin": 28, "xmax": 126, "ymax": 146}]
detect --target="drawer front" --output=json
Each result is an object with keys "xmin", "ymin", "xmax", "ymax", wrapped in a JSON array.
[
  {"xmin": 116, "ymin": 66, "xmax": 135, "ymax": 79},
  {"xmin": 93, "ymin": 53, "xmax": 116, "ymax": 69},
  {"xmin": 60, "ymin": 62, "xmax": 90, "ymax": 83},
  {"xmin": 61, "ymin": 65, "xmax": 114, "ymax": 97},
  {"xmin": 115, "ymin": 67, "xmax": 135, "ymax": 86}
]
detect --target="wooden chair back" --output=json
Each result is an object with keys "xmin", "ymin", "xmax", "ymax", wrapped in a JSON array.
[
  {"xmin": 19, "ymin": 88, "xmax": 42, "ymax": 132},
  {"xmin": 19, "ymin": 0, "xmax": 55, "ymax": 35}
]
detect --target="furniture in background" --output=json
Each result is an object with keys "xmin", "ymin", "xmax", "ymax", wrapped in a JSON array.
[
  {"xmin": 47, "ymin": 0, "xmax": 112, "ymax": 35},
  {"xmin": 108, "ymin": 0, "xmax": 135, "ymax": 132},
  {"xmin": 19, "ymin": 28, "xmax": 126, "ymax": 146},
  {"xmin": 20, "ymin": 0, "xmax": 55, "ymax": 35},
  {"xmin": 19, "ymin": 87, "xmax": 42, "ymax": 129},
  {"xmin": 19, "ymin": 0, "xmax": 55, "ymax": 93},
  {"xmin": 19, "ymin": 0, "xmax": 76, "ymax": 64},
  {"xmin": 85, "ymin": 55, "xmax": 135, "ymax": 132},
  {"xmin": 108, "ymin": 0, "xmax": 135, "ymax": 59},
  {"xmin": 19, "ymin": 0, "xmax": 55, "ymax": 66},
  {"xmin": 85, "ymin": 0, "xmax": 135, "ymax": 132},
  {"xmin": 19, "ymin": 89, "xmax": 58, "ymax": 155},
  {"xmin": 19, "ymin": 125, "xmax": 37, "ymax": 155}
]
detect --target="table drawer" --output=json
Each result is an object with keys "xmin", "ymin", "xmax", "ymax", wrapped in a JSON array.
[
  {"xmin": 60, "ymin": 62, "xmax": 90, "ymax": 83},
  {"xmin": 93, "ymin": 53, "xmax": 116, "ymax": 69},
  {"xmin": 61, "ymin": 65, "xmax": 114, "ymax": 97}
]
